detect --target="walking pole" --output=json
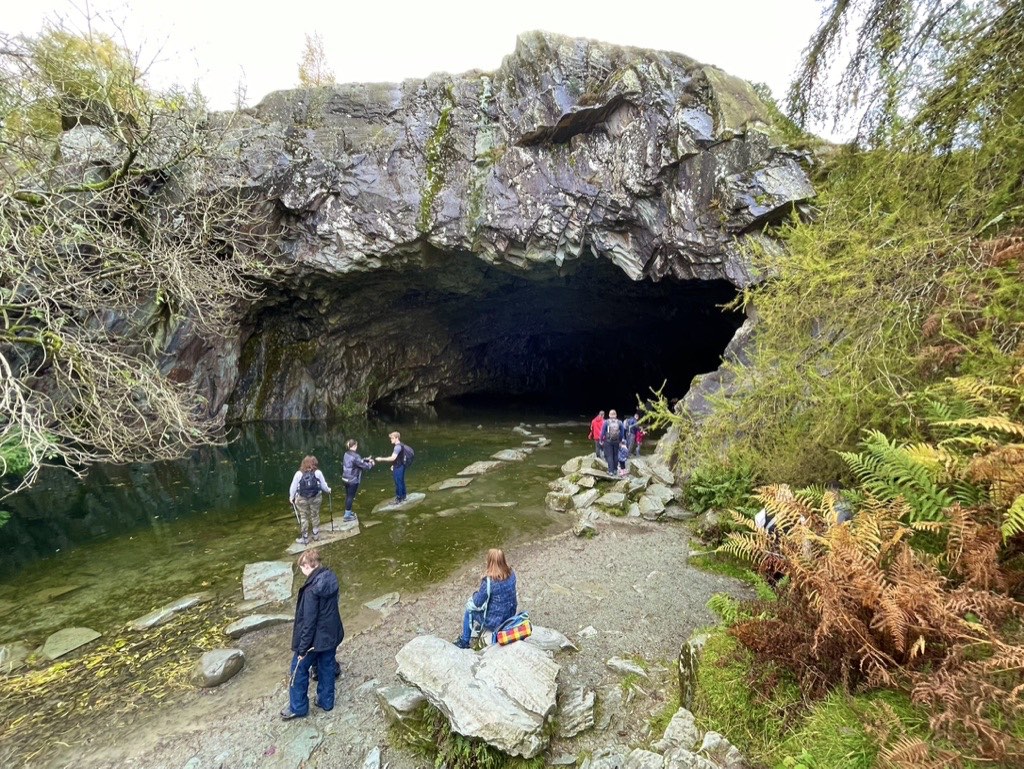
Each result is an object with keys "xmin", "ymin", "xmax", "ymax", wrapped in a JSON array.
[
  {"xmin": 328, "ymin": 492, "xmax": 334, "ymax": 532},
  {"xmin": 291, "ymin": 500, "xmax": 302, "ymax": 539}
]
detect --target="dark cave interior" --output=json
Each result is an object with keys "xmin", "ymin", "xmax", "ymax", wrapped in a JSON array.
[{"xmin": 234, "ymin": 253, "xmax": 745, "ymax": 420}]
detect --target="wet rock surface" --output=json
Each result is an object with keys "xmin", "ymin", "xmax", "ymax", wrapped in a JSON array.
[
  {"xmin": 242, "ymin": 561, "xmax": 294, "ymax": 603},
  {"xmin": 138, "ymin": 31, "xmax": 812, "ymax": 422},
  {"xmin": 40, "ymin": 627, "xmax": 101, "ymax": 660},
  {"xmin": 194, "ymin": 648, "xmax": 245, "ymax": 687}
]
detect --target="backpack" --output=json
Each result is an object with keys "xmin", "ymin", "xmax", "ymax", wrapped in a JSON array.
[
  {"xmin": 400, "ymin": 444, "xmax": 415, "ymax": 467},
  {"xmin": 297, "ymin": 470, "xmax": 321, "ymax": 498},
  {"xmin": 605, "ymin": 419, "xmax": 622, "ymax": 442}
]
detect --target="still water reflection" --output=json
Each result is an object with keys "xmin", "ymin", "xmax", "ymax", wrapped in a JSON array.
[{"xmin": 0, "ymin": 409, "xmax": 588, "ymax": 648}]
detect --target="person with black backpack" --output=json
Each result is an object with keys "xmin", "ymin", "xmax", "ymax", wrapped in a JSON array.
[
  {"xmin": 341, "ymin": 439, "xmax": 374, "ymax": 522},
  {"xmin": 289, "ymin": 455, "xmax": 332, "ymax": 545},
  {"xmin": 600, "ymin": 409, "xmax": 624, "ymax": 477},
  {"xmin": 375, "ymin": 431, "xmax": 413, "ymax": 504}
]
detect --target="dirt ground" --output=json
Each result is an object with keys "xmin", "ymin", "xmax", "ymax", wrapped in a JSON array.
[{"xmin": 58, "ymin": 518, "xmax": 747, "ymax": 769}]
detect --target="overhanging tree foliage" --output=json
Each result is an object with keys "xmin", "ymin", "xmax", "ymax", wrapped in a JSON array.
[{"xmin": 0, "ymin": 22, "xmax": 278, "ymax": 491}]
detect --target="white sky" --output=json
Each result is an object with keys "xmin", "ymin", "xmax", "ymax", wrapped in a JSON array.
[{"xmin": 5, "ymin": 0, "xmax": 825, "ymax": 114}]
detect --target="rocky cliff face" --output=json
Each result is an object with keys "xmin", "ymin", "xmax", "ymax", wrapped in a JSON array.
[{"xmin": 171, "ymin": 31, "xmax": 813, "ymax": 421}]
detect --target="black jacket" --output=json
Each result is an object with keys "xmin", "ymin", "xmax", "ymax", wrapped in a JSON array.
[{"xmin": 291, "ymin": 566, "xmax": 344, "ymax": 654}]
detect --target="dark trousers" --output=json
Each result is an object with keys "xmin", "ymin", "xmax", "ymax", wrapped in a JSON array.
[
  {"xmin": 594, "ymin": 439, "xmax": 602, "ymax": 457},
  {"xmin": 604, "ymin": 441, "xmax": 620, "ymax": 474},
  {"xmin": 344, "ymin": 482, "xmax": 359, "ymax": 512},
  {"xmin": 288, "ymin": 647, "xmax": 337, "ymax": 715},
  {"xmin": 393, "ymin": 465, "xmax": 407, "ymax": 501}
]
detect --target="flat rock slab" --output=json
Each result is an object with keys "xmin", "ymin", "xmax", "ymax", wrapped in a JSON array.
[
  {"xmin": 606, "ymin": 656, "xmax": 649, "ymax": 678},
  {"xmin": 195, "ymin": 648, "xmax": 245, "ymax": 687},
  {"xmin": 491, "ymin": 449, "xmax": 528, "ymax": 461},
  {"xmin": 263, "ymin": 724, "xmax": 322, "ymax": 769},
  {"xmin": 580, "ymin": 468, "xmax": 618, "ymax": 481},
  {"xmin": 129, "ymin": 591, "xmax": 215, "ymax": 631},
  {"xmin": 396, "ymin": 635, "xmax": 559, "ymax": 758},
  {"xmin": 285, "ymin": 518, "xmax": 360, "ymax": 554},
  {"xmin": 596, "ymin": 492, "xmax": 627, "ymax": 508},
  {"xmin": 223, "ymin": 614, "xmax": 292, "ymax": 639},
  {"xmin": 33, "ymin": 584, "xmax": 85, "ymax": 603},
  {"xmin": 242, "ymin": 561, "xmax": 294, "ymax": 602},
  {"xmin": 372, "ymin": 492, "xmax": 426, "ymax": 513},
  {"xmin": 41, "ymin": 627, "xmax": 101, "ymax": 660},
  {"xmin": 429, "ymin": 477, "xmax": 475, "ymax": 491},
  {"xmin": 0, "ymin": 641, "xmax": 31, "ymax": 673},
  {"xmin": 364, "ymin": 592, "xmax": 400, "ymax": 613},
  {"xmin": 457, "ymin": 461, "xmax": 503, "ymax": 476}
]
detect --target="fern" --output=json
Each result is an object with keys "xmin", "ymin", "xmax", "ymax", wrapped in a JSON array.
[{"xmin": 1003, "ymin": 494, "xmax": 1024, "ymax": 541}]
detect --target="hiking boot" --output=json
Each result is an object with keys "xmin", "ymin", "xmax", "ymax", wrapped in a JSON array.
[
  {"xmin": 295, "ymin": 536, "xmax": 308, "ymax": 545},
  {"xmin": 280, "ymin": 708, "xmax": 304, "ymax": 720},
  {"xmin": 342, "ymin": 512, "xmax": 356, "ymax": 522},
  {"xmin": 312, "ymin": 532, "xmax": 320, "ymax": 541},
  {"xmin": 454, "ymin": 637, "xmax": 471, "ymax": 649},
  {"xmin": 313, "ymin": 697, "xmax": 333, "ymax": 712}
]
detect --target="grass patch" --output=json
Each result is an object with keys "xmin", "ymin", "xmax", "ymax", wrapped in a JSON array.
[
  {"xmin": 692, "ymin": 626, "xmax": 801, "ymax": 758},
  {"xmin": 688, "ymin": 550, "xmax": 761, "ymax": 585}
]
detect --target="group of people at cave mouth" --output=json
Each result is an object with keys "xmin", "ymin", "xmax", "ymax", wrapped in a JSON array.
[
  {"xmin": 277, "ymin": 412, "xmax": 645, "ymax": 722},
  {"xmin": 588, "ymin": 409, "xmax": 646, "ymax": 477}
]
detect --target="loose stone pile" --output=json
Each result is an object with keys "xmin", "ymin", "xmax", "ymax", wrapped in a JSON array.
[{"xmin": 546, "ymin": 454, "xmax": 695, "ymax": 535}]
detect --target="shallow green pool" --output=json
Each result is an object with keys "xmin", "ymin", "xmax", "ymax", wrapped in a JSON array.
[{"xmin": 0, "ymin": 409, "xmax": 592, "ymax": 648}]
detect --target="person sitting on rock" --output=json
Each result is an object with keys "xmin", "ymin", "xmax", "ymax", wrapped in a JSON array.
[
  {"xmin": 454, "ymin": 548, "xmax": 518, "ymax": 649},
  {"xmin": 280, "ymin": 548, "xmax": 344, "ymax": 720}
]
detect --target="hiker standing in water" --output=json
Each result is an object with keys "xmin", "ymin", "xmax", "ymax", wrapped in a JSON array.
[
  {"xmin": 588, "ymin": 410, "xmax": 605, "ymax": 458},
  {"xmin": 601, "ymin": 410, "xmax": 624, "ymax": 476},
  {"xmin": 375, "ymin": 431, "xmax": 409, "ymax": 504},
  {"xmin": 289, "ymin": 455, "xmax": 332, "ymax": 544}
]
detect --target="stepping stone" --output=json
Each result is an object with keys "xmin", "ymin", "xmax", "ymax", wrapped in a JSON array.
[
  {"xmin": 435, "ymin": 508, "xmax": 460, "ymax": 517},
  {"xmin": 223, "ymin": 614, "xmax": 292, "ymax": 639},
  {"xmin": 235, "ymin": 598, "xmax": 270, "ymax": 613},
  {"xmin": 457, "ymin": 460, "xmax": 503, "ymax": 476},
  {"xmin": 242, "ymin": 561, "xmax": 293, "ymax": 603},
  {"xmin": 0, "ymin": 641, "xmax": 31, "ymax": 673},
  {"xmin": 364, "ymin": 592, "xmax": 400, "ymax": 614},
  {"xmin": 492, "ymin": 449, "xmax": 528, "ymax": 461},
  {"xmin": 40, "ymin": 627, "xmax": 101, "ymax": 660},
  {"xmin": 512, "ymin": 426, "xmax": 532, "ymax": 436},
  {"xmin": 363, "ymin": 520, "xmax": 382, "ymax": 528},
  {"xmin": 372, "ymin": 492, "xmax": 426, "ymax": 513},
  {"xmin": 428, "ymin": 477, "xmax": 474, "ymax": 491},
  {"xmin": 33, "ymin": 584, "xmax": 85, "ymax": 603},
  {"xmin": 129, "ymin": 591, "xmax": 215, "ymax": 631},
  {"xmin": 285, "ymin": 518, "xmax": 360, "ymax": 554}
]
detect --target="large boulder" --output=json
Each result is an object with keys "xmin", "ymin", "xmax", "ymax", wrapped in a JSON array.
[
  {"xmin": 395, "ymin": 635, "xmax": 559, "ymax": 758},
  {"xmin": 242, "ymin": 561, "xmax": 294, "ymax": 602}
]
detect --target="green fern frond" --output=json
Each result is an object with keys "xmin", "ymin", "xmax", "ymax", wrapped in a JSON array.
[
  {"xmin": 1002, "ymin": 494, "xmax": 1024, "ymax": 541},
  {"xmin": 936, "ymin": 416, "xmax": 1024, "ymax": 439}
]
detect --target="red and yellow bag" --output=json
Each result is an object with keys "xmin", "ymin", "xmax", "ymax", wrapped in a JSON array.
[{"xmin": 495, "ymin": 613, "xmax": 532, "ymax": 645}]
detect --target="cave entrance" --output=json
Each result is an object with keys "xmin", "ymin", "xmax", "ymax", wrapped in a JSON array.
[{"xmin": 232, "ymin": 254, "xmax": 745, "ymax": 421}]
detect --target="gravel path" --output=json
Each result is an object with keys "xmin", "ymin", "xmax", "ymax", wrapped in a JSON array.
[{"xmin": 69, "ymin": 518, "xmax": 747, "ymax": 769}]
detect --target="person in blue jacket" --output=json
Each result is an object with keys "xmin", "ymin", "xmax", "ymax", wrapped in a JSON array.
[
  {"xmin": 454, "ymin": 548, "xmax": 518, "ymax": 649},
  {"xmin": 280, "ymin": 548, "xmax": 344, "ymax": 720}
]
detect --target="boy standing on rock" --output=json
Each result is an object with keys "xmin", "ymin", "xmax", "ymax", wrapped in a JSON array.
[
  {"xmin": 281, "ymin": 548, "xmax": 344, "ymax": 720},
  {"xmin": 341, "ymin": 439, "xmax": 374, "ymax": 522},
  {"xmin": 375, "ymin": 431, "xmax": 409, "ymax": 504}
]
